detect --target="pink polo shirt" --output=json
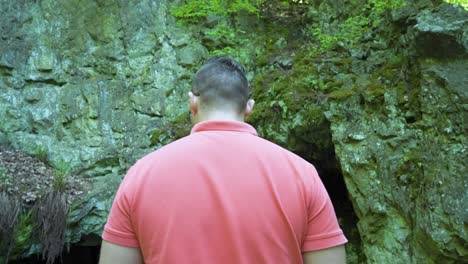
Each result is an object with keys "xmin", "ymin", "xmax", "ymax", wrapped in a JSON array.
[{"xmin": 103, "ymin": 120, "xmax": 347, "ymax": 263}]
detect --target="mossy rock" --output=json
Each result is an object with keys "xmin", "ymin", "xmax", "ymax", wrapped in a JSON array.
[
  {"xmin": 328, "ymin": 89, "xmax": 358, "ymax": 100},
  {"xmin": 150, "ymin": 112, "xmax": 192, "ymax": 146}
]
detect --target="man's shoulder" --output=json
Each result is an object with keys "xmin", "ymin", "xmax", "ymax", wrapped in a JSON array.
[
  {"xmin": 255, "ymin": 136, "xmax": 309, "ymax": 162},
  {"xmin": 136, "ymin": 132, "xmax": 313, "ymax": 170},
  {"xmin": 138, "ymin": 135, "xmax": 196, "ymax": 164}
]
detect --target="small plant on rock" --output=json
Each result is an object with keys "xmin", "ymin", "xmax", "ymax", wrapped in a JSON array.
[
  {"xmin": 32, "ymin": 146, "xmax": 48, "ymax": 163},
  {"xmin": 51, "ymin": 159, "xmax": 71, "ymax": 193}
]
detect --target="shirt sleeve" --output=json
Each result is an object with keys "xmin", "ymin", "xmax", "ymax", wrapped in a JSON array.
[
  {"xmin": 302, "ymin": 165, "xmax": 348, "ymax": 252},
  {"xmin": 102, "ymin": 165, "xmax": 140, "ymax": 248}
]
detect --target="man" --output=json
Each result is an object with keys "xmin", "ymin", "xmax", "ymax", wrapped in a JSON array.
[{"xmin": 100, "ymin": 56, "xmax": 347, "ymax": 263}]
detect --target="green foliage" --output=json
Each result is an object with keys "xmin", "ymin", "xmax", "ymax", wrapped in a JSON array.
[
  {"xmin": 32, "ymin": 146, "xmax": 48, "ymax": 163},
  {"xmin": 228, "ymin": 0, "xmax": 260, "ymax": 15},
  {"xmin": 51, "ymin": 159, "xmax": 71, "ymax": 193},
  {"xmin": 312, "ymin": 27, "xmax": 338, "ymax": 52},
  {"xmin": 171, "ymin": 0, "xmax": 312, "ymax": 61},
  {"xmin": 269, "ymin": 99, "xmax": 289, "ymax": 118},
  {"xmin": 443, "ymin": 0, "xmax": 468, "ymax": 10},
  {"xmin": 171, "ymin": 0, "xmax": 263, "ymax": 61},
  {"xmin": 2, "ymin": 209, "xmax": 36, "ymax": 262},
  {"xmin": 206, "ymin": 22, "xmax": 248, "ymax": 55},
  {"xmin": 171, "ymin": 0, "xmax": 260, "ymax": 22},
  {"xmin": 369, "ymin": 0, "xmax": 405, "ymax": 13},
  {"xmin": 206, "ymin": 23, "xmax": 252, "ymax": 62},
  {"xmin": 312, "ymin": 0, "xmax": 406, "ymax": 51},
  {"xmin": 10, "ymin": 210, "xmax": 34, "ymax": 260},
  {"xmin": 206, "ymin": 22, "xmax": 237, "ymax": 40}
]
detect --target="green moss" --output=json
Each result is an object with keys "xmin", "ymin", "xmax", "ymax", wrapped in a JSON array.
[
  {"xmin": 327, "ymin": 80, "xmax": 345, "ymax": 90},
  {"xmin": 172, "ymin": 113, "xmax": 192, "ymax": 139},
  {"xmin": 251, "ymin": 53, "xmax": 326, "ymax": 115},
  {"xmin": 328, "ymin": 89, "xmax": 358, "ymax": 100},
  {"xmin": 443, "ymin": 0, "xmax": 468, "ymax": 10},
  {"xmin": 150, "ymin": 112, "xmax": 191, "ymax": 146},
  {"xmin": 365, "ymin": 87, "xmax": 385, "ymax": 96},
  {"xmin": 335, "ymin": 58, "xmax": 353, "ymax": 65},
  {"xmin": 248, "ymin": 53, "xmax": 337, "ymax": 161},
  {"xmin": 0, "ymin": 65, "xmax": 12, "ymax": 76},
  {"xmin": 150, "ymin": 130, "xmax": 164, "ymax": 146}
]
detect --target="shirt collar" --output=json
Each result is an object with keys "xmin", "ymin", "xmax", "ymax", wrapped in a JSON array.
[{"xmin": 191, "ymin": 120, "xmax": 258, "ymax": 136}]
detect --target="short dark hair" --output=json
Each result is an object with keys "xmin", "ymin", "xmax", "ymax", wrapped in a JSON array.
[{"xmin": 192, "ymin": 56, "xmax": 249, "ymax": 113}]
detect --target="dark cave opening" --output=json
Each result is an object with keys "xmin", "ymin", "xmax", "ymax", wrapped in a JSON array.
[
  {"xmin": 295, "ymin": 147, "xmax": 364, "ymax": 262},
  {"xmin": 9, "ymin": 242, "xmax": 101, "ymax": 264}
]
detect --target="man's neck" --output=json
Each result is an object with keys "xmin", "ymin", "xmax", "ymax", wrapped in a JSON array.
[{"xmin": 195, "ymin": 111, "xmax": 245, "ymax": 124}]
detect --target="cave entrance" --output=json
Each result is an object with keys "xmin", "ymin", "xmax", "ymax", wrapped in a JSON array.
[
  {"xmin": 9, "ymin": 236, "xmax": 101, "ymax": 264},
  {"xmin": 295, "ymin": 144, "xmax": 364, "ymax": 262}
]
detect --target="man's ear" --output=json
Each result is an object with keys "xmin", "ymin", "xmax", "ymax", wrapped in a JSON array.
[
  {"xmin": 244, "ymin": 99, "xmax": 255, "ymax": 120},
  {"xmin": 189, "ymin": 92, "xmax": 199, "ymax": 115}
]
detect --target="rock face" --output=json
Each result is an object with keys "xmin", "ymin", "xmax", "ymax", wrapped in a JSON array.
[
  {"xmin": 0, "ymin": 0, "xmax": 193, "ymax": 168},
  {"xmin": 0, "ymin": 0, "xmax": 466, "ymax": 263},
  {"xmin": 326, "ymin": 3, "xmax": 468, "ymax": 263},
  {"xmin": 0, "ymin": 0, "xmax": 194, "ymax": 256}
]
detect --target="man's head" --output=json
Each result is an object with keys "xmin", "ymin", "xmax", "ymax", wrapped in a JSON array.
[{"xmin": 189, "ymin": 56, "xmax": 254, "ymax": 124}]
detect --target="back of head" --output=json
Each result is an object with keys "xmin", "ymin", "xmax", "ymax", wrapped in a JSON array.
[{"xmin": 192, "ymin": 56, "xmax": 249, "ymax": 113}]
